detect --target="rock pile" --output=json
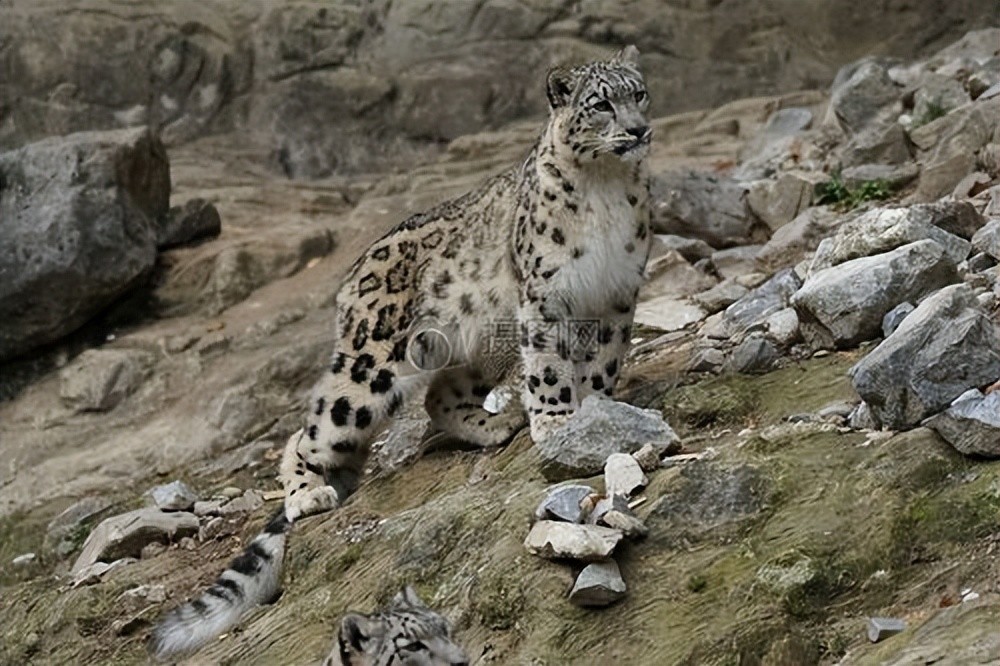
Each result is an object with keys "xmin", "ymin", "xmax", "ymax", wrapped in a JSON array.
[
  {"xmin": 525, "ymin": 441, "xmax": 669, "ymax": 608},
  {"xmin": 646, "ymin": 29, "xmax": 1000, "ymax": 459}
]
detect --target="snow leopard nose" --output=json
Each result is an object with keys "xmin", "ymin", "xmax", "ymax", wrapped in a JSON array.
[{"xmin": 626, "ymin": 126, "xmax": 651, "ymax": 142}]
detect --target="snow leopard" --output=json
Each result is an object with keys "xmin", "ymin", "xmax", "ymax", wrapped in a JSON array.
[{"xmin": 149, "ymin": 44, "xmax": 651, "ymax": 660}]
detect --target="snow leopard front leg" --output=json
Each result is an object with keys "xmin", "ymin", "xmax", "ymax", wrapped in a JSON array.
[
  {"xmin": 518, "ymin": 296, "xmax": 580, "ymax": 443},
  {"xmin": 576, "ymin": 307, "xmax": 635, "ymax": 400}
]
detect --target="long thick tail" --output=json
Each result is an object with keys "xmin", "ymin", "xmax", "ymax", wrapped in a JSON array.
[{"xmin": 148, "ymin": 508, "xmax": 291, "ymax": 661}]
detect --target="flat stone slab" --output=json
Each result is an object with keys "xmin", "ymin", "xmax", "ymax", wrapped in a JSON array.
[
  {"xmin": 524, "ymin": 521, "xmax": 623, "ymax": 562},
  {"xmin": 604, "ymin": 453, "xmax": 648, "ymax": 498},
  {"xmin": 534, "ymin": 485, "xmax": 594, "ymax": 523},
  {"xmin": 71, "ymin": 508, "xmax": 198, "ymax": 574}
]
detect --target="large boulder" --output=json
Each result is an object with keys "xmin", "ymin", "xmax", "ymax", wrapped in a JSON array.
[
  {"xmin": 536, "ymin": 396, "xmax": 680, "ymax": 481},
  {"xmin": 0, "ymin": 128, "xmax": 169, "ymax": 361},
  {"xmin": 650, "ymin": 170, "xmax": 762, "ymax": 248},
  {"xmin": 849, "ymin": 284, "xmax": 1000, "ymax": 430},
  {"xmin": 828, "ymin": 61, "xmax": 900, "ymax": 134},
  {"xmin": 793, "ymin": 240, "xmax": 959, "ymax": 349},
  {"xmin": 809, "ymin": 205, "xmax": 971, "ymax": 274}
]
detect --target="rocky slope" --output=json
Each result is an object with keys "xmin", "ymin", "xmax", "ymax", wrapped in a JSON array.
[
  {"xmin": 2, "ymin": 22, "xmax": 1000, "ymax": 666},
  {"xmin": 2, "ymin": 0, "xmax": 997, "ymax": 177}
]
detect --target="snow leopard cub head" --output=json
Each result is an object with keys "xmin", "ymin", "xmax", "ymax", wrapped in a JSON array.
[
  {"xmin": 547, "ymin": 44, "xmax": 652, "ymax": 164},
  {"xmin": 324, "ymin": 587, "xmax": 468, "ymax": 666}
]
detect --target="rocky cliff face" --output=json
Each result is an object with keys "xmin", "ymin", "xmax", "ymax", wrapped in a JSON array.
[{"xmin": 1, "ymin": 0, "xmax": 996, "ymax": 176}]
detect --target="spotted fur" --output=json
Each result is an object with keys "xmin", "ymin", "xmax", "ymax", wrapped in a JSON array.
[
  {"xmin": 322, "ymin": 587, "xmax": 468, "ymax": 666},
  {"xmin": 149, "ymin": 45, "xmax": 651, "ymax": 661}
]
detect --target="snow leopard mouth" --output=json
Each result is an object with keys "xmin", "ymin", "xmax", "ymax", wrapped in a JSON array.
[{"xmin": 612, "ymin": 130, "xmax": 652, "ymax": 156}]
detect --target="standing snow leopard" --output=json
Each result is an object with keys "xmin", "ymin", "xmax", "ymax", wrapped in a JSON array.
[{"xmin": 149, "ymin": 45, "xmax": 651, "ymax": 660}]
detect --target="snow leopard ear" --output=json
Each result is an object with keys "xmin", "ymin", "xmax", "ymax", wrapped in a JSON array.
[
  {"xmin": 546, "ymin": 66, "xmax": 575, "ymax": 110},
  {"xmin": 339, "ymin": 613, "xmax": 379, "ymax": 653},
  {"xmin": 393, "ymin": 585, "xmax": 428, "ymax": 609},
  {"xmin": 613, "ymin": 44, "xmax": 641, "ymax": 66}
]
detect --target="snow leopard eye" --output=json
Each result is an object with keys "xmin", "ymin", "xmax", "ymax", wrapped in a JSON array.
[
  {"xmin": 634, "ymin": 90, "xmax": 647, "ymax": 104},
  {"xmin": 591, "ymin": 100, "xmax": 613, "ymax": 113}
]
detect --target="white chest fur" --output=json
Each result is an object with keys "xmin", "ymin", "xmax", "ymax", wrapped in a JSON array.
[{"xmin": 552, "ymin": 176, "xmax": 646, "ymax": 317}]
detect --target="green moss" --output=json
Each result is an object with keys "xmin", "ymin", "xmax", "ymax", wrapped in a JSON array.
[
  {"xmin": 472, "ymin": 571, "xmax": 526, "ymax": 631},
  {"xmin": 662, "ymin": 380, "xmax": 761, "ymax": 431}
]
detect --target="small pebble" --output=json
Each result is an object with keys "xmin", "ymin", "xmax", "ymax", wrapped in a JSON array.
[
  {"xmin": 631, "ymin": 443, "xmax": 661, "ymax": 473},
  {"xmin": 867, "ymin": 617, "xmax": 906, "ymax": 643},
  {"xmin": 12, "ymin": 553, "xmax": 37, "ymax": 566},
  {"xmin": 219, "ymin": 486, "xmax": 243, "ymax": 499}
]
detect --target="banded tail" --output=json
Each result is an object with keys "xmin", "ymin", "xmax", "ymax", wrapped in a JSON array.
[{"xmin": 148, "ymin": 509, "xmax": 291, "ymax": 661}]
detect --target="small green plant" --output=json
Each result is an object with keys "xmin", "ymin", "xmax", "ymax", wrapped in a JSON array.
[
  {"xmin": 915, "ymin": 97, "xmax": 949, "ymax": 127},
  {"xmin": 687, "ymin": 573, "xmax": 708, "ymax": 593},
  {"xmin": 815, "ymin": 169, "xmax": 893, "ymax": 211}
]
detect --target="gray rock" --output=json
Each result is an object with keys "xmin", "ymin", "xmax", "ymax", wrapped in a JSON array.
[
  {"xmin": 925, "ymin": 390, "xmax": 1000, "ymax": 458},
  {"xmin": 631, "ymin": 443, "xmax": 662, "ymax": 473},
  {"xmin": 912, "ymin": 96, "xmax": 1000, "ymax": 201},
  {"xmin": 147, "ymin": 480, "xmax": 198, "ymax": 512},
  {"xmin": 840, "ymin": 118, "xmax": 912, "ymax": 167},
  {"xmin": 604, "ymin": 454, "xmax": 648, "ymax": 498},
  {"xmin": 757, "ymin": 206, "xmax": 844, "ymax": 271},
  {"xmin": 850, "ymin": 284, "xmax": 1000, "ymax": 429},
  {"xmin": 44, "ymin": 496, "xmax": 113, "ymax": 555},
  {"xmin": 157, "ymin": 198, "xmax": 221, "ymax": 249},
  {"xmin": 794, "ymin": 240, "xmax": 960, "ymax": 349},
  {"xmin": 710, "ymin": 245, "xmax": 764, "ymax": 280},
  {"xmin": 688, "ymin": 347, "xmax": 726, "ymax": 373},
  {"xmin": 569, "ymin": 560, "xmax": 627, "ymax": 607},
  {"xmin": 867, "ymin": 617, "xmax": 907, "ymax": 643},
  {"xmin": 537, "ymin": 396, "xmax": 679, "ymax": 481},
  {"xmin": 596, "ymin": 503, "xmax": 649, "ymax": 540},
  {"xmin": 810, "ymin": 206, "xmax": 971, "ymax": 274},
  {"xmin": 964, "ymin": 252, "xmax": 998, "ymax": 274},
  {"xmin": 523, "ymin": 521, "xmax": 623, "ymax": 562},
  {"xmin": 764, "ymin": 307, "xmax": 800, "ymax": 347},
  {"xmin": 747, "ymin": 172, "xmax": 818, "ymax": 232},
  {"xmin": 194, "ymin": 498, "xmax": 224, "ymax": 517},
  {"xmin": 0, "ymin": 128, "xmax": 169, "ymax": 360},
  {"xmin": 71, "ymin": 508, "xmax": 199, "ymax": 574},
  {"xmin": 724, "ymin": 336, "xmax": 781, "ymax": 375},
  {"xmin": 12, "ymin": 553, "xmax": 36, "ymax": 566},
  {"xmin": 649, "ymin": 462, "xmax": 770, "ymax": 544},
  {"xmin": 816, "ymin": 400, "xmax": 857, "ymax": 422},
  {"xmin": 969, "ymin": 66, "xmax": 1000, "ymax": 100},
  {"xmin": 908, "ymin": 200, "xmax": 985, "ymax": 240},
  {"xmin": 829, "ymin": 62, "xmax": 900, "ymax": 134},
  {"xmin": 587, "ymin": 493, "xmax": 629, "ymax": 525},
  {"xmin": 534, "ymin": 485, "xmax": 594, "ymax": 524},
  {"xmin": 72, "ymin": 558, "xmax": 137, "ymax": 587},
  {"xmin": 652, "ymin": 234, "xmax": 715, "ymax": 263},
  {"xmin": 692, "ymin": 280, "xmax": 749, "ymax": 314},
  {"xmin": 971, "ymin": 219, "xmax": 1000, "ymax": 260},
  {"xmin": 633, "ymin": 296, "xmax": 707, "ymax": 332},
  {"xmin": 218, "ymin": 488, "xmax": 264, "ymax": 516},
  {"xmin": 650, "ymin": 170, "xmax": 761, "ymax": 248},
  {"xmin": 882, "ymin": 302, "xmax": 915, "ymax": 337},
  {"xmin": 912, "ymin": 73, "xmax": 970, "ymax": 125},
  {"xmin": 723, "ymin": 269, "xmax": 803, "ymax": 335},
  {"xmin": 841, "ymin": 163, "xmax": 920, "ymax": 190},
  {"xmin": 848, "ymin": 401, "xmax": 879, "ymax": 430},
  {"xmin": 59, "ymin": 349, "xmax": 154, "ymax": 413}
]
